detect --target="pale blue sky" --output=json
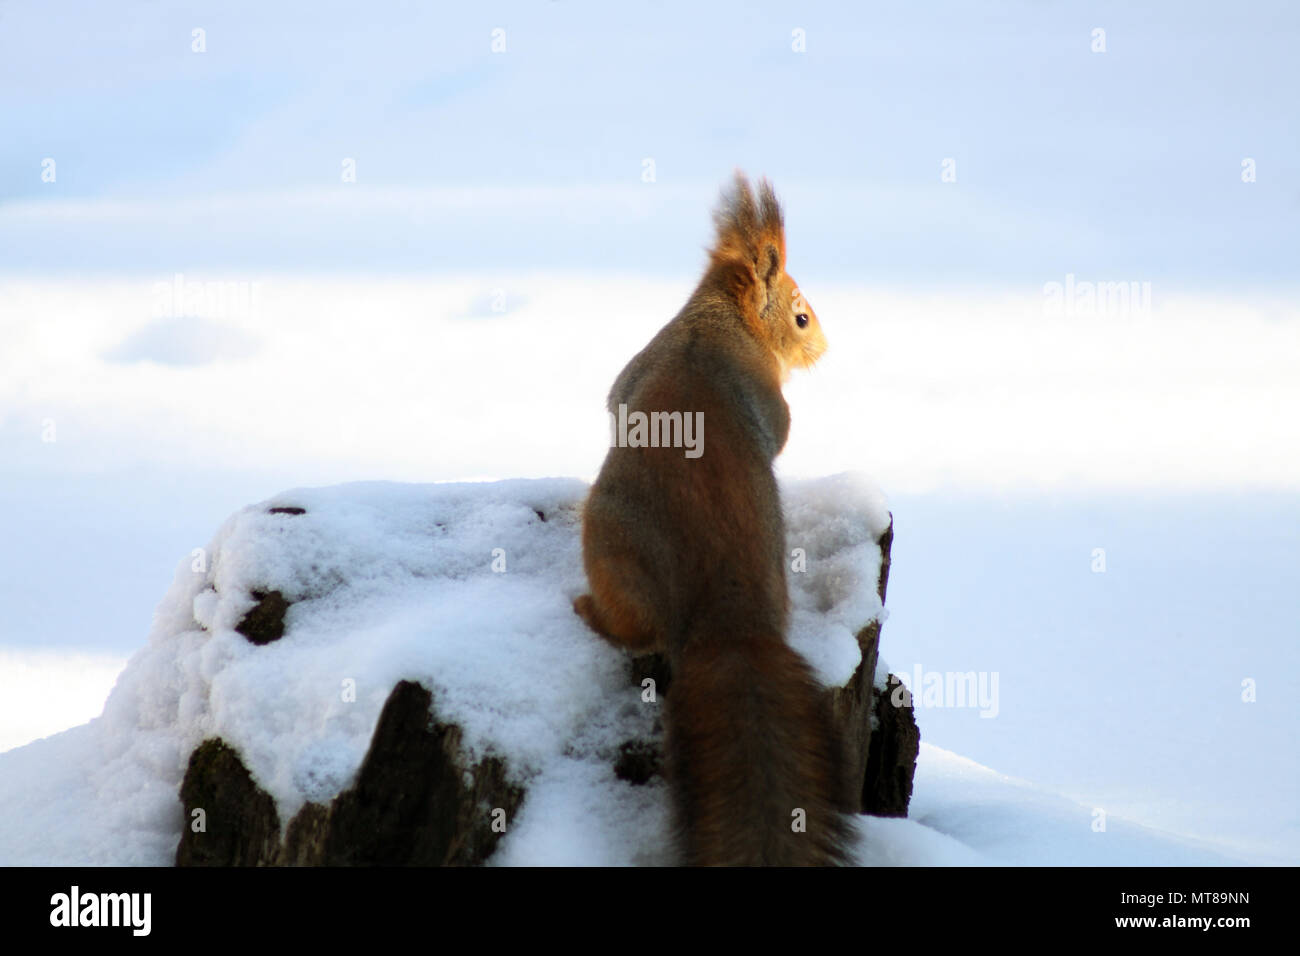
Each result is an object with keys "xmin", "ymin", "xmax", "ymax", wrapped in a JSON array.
[{"xmin": 1, "ymin": 0, "xmax": 1296, "ymax": 284}]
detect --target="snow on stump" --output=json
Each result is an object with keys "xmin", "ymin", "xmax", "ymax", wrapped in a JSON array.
[{"xmin": 71, "ymin": 475, "xmax": 909, "ymax": 866}]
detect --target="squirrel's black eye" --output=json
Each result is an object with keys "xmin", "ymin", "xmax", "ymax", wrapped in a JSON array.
[{"xmin": 795, "ymin": 313, "xmax": 809, "ymax": 328}]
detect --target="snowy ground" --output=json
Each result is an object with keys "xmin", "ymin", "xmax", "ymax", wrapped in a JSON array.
[
  {"xmin": 0, "ymin": 276, "xmax": 1295, "ymax": 865},
  {"xmin": 0, "ymin": 475, "xmax": 1287, "ymax": 866}
]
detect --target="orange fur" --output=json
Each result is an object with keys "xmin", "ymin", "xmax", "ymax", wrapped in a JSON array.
[{"xmin": 575, "ymin": 173, "xmax": 848, "ymax": 865}]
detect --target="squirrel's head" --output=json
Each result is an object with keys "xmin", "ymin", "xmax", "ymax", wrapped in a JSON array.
[
  {"xmin": 768, "ymin": 273, "xmax": 827, "ymax": 380},
  {"xmin": 707, "ymin": 172, "xmax": 827, "ymax": 379}
]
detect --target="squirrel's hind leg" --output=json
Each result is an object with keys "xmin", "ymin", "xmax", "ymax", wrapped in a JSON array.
[{"xmin": 573, "ymin": 558, "xmax": 664, "ymax": 653}]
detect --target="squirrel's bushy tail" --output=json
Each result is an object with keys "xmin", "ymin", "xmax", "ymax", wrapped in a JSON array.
[{"xmin": 665, "ymin": 631, "xmax": 855, "ymax": 866}]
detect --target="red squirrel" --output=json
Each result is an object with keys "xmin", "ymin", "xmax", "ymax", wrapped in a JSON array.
[{"xmin": 575, "ymin": 173, "xmax": 852, "ymax": 865}]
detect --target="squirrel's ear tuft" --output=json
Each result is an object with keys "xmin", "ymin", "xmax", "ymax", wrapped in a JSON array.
[
  {"xmin": 756, "ymin": 178, "xmax": 785, "ymax": 260},
  {"xmin": 710, "ymin": 171, "xmax": 759, "ymax": 261},
  {"xmin": 709, "ymin": 172, "xmax": 788, "ymax": 313}
]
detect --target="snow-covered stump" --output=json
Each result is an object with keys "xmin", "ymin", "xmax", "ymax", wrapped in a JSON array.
[{"xmin": 167, "ymin": 476, "xmax": 915, "ymax": 866}]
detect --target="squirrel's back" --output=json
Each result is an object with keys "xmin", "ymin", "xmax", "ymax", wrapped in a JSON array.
[{"xmin": 575, "ymin": 173, "xmax": 849, "ymax": 865}]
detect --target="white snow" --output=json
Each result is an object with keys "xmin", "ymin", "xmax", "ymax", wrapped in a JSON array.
[{"xmin": 0, "ymin": 473, "xmax": 1269, "ymax": 865}]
